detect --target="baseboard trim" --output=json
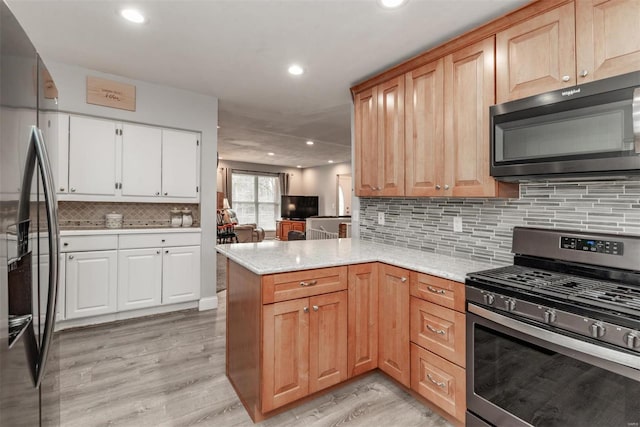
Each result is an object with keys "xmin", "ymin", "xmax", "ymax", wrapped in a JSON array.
[{"xmin": 199, "ymin": 295, "xmax": 218, "ymax": 311}]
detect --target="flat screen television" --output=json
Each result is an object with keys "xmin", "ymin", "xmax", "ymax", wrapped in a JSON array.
[{"xmin": 281, "ymin": 195, "xmax": 318, "ymax": 220}]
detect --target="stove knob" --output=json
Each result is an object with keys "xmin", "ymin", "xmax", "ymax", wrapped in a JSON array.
[
  {"xmin": 590, "ymin": 322, "xmax": 606, "ymax": 338},
  {"xmin": 505, "ymin": 299, "xmax": 516, "ymax": 312},
  {"xmin": 624, "ymin": 332, "xmax": 639, "ymax": 349},
  {"xmin": 483, "ymin": 293, "xmax": 495, "ymax": 305},
  {"xmin": 543, "ymin": 309, "xmax": 557, "ymax": 324}
]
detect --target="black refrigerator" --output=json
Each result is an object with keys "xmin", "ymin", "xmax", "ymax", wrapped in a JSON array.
[{"xmin": 1, "ymin": 1, "xmax": 60, "ymax": 425}]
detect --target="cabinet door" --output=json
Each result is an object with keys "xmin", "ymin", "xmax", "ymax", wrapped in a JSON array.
[
  {"xmin": 378, "ymin": 264, "xmax": 410, "ymax": 387},
  {"xmin": 162, "ymin": 245, "xmax": 200, "ymax": 304},
  {"xmin": 262, "ymin": 298, "xmax": 309, "ymax": 412},
  {"xmin": 576, "ymin": 0, "xmax": 640, "ymax": 83},
  {"xmin": 309, "ymin": 291, "xmax": 348, "ymax": 393},
  {"xmin": 348, "ymin": 263, "xmax": 378, "ymax": 377},
  {"xmin": 121, "ymin": 124, "xmax": 162, "ymax": 197},
  {"xmin": 118, "ymin": 248, "xmax": 162, "ymax": 311},
  {"xmin": 377, "ymin": 76, "xmax": 405, "ymax": 197},
  {"xmin": 405, "ymin": 59, "xmax": 445, "ymax": 197},
  {"xmin": 354, "ymin": 86, "xmax": 378, "ymax": 196},
  {"xmin": 41, "ymin": 112, "xmax": 69, "ymax": 194},
  {"xmin": 161, "ymin": 129, "xmax": 199, "ymax": 199},
  {"xmin": 65, "ymin": 250, "xmax": 117, "ymax": 319},
  {"xmin": 68, "ymin": 116, "xmax": 118, "ymax": 196},
  {"xmin": 279, "ymin": 221, "xmax": 293, "ymax": 241},
  {"xmin": 445, "ymin": 37, "xmax": 503, "ymax": 198},
  {"xmin": 496, "ymin": 2, "xmax": 576, "ymax": 103}
]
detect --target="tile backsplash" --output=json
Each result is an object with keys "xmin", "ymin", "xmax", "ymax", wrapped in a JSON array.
[
  {"xmin": 59, "ymin": 201, "xmax": 200, "ymax": 229},
  {"xmin": 359, "ymin": 180, "xmax": 640, "ymax": 265}
]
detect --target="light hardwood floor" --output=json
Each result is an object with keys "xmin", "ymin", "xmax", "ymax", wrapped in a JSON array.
[{"xmin": 54, "ymin": 291, "xmax": 452, "ymax": 426}]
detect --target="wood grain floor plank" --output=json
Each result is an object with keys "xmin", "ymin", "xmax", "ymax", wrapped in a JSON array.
[{"xmin": 56, "ymin": 291, "xmax": 451, "ymax": 426}]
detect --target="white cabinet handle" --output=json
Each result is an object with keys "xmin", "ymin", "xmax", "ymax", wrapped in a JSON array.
[
  {"xmin": 580, "ymin": 69, "xmax": 589, "ymax": 78},
  {"xmin": 70, "ymin": 188, "xmax": 76, "ymax": 192},
  {"xmin": 562, "ymin": 75, "xmax": 570, "ymax": 82},
  {"xmin": 435, "ymin": 185, "xmax": 441, "ymax": 190},
  {"xmin": 401, "ymin": 277, "xmax": 407, "ymax": 283},
  {"xmin": 427, "ymin": 324, "xmax": 446, "ymax": 335},
  {"xmin": 303, "ymin": 307, "xmax": 309, "ymax": 313},
  {"xmin": 444, "ymin": 184, "xmax": 449, "ymax": 190},
  {"xmin": 427, "ymin": 373, "xmax": 446, "ymax": 388},
  {"xmin": 312, "ymin": 305, "xmax": 319, "ymax": 312},
  {"xmin": 427, "ymin": 285, "xmax": 446, "ymax": 295}
]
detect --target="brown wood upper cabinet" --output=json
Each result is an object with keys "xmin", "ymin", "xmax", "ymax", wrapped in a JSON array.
[
  {"xmin": 354, "ymin": 76, "xmax": 405, "ymax": 197},
  {"xmin": 497, "ymin": 0, "xmax": 640, "ymax": 103}
]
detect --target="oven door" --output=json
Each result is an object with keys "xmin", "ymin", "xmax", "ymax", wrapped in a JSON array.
[{"xmin": 467, "ymin": 303, "xmax": 640, "ymax": 427}]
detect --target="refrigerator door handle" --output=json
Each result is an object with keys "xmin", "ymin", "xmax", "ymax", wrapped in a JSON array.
[{"xmin": 31, "ymin": 126, "xmax": 60, "ymax": 387}]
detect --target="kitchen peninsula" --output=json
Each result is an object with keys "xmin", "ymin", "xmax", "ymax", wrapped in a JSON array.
[{"xmin": 217, "ymin": 238, "xmax": 500, "ymax": 424}]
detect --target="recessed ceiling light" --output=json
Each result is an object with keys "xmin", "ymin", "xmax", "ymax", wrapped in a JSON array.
[
  {"xmin": 379, "ymin": 0, "xmax": 407, "ymax": 8},
  {"xmin": 296, "ymin": 165, "xmax": 302, "ymax": 168},
  {"xmin": 267, "ymin": 152, "xmax": 275, "ymax": 156},
  {"xmin": 120, "ymin": 8, "xmax": 146, "ymax": 24},
  {"xmin": 328, "ymin": 160, "xmax": 334, "ymax": 164},
  {"xmin": 306, "ymin": 140, "xmax": 314, "ymax": 146},
  {"xmin": 288, "ymin": 64, "xmax": 304, "ymax": 76}
]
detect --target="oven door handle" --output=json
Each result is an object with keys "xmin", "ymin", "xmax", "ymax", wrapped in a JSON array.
[{"xmin": 468, "ymin": 304, "xmax": 640, "ymax": 371}]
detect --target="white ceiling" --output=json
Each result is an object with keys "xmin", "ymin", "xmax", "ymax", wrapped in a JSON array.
[{"xmin": 8, "ymin": 0, "xmax": 528, "ymax": 168}]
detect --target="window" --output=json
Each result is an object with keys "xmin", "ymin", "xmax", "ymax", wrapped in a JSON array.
[{"xmin": 232, "ymin": 172, "xmax": 280, "ymax": 231}]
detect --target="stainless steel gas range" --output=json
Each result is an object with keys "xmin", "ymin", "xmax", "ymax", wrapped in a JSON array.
[{"xmin": 465, "ymin": 227, "xmax": 640, "ymax": 427}]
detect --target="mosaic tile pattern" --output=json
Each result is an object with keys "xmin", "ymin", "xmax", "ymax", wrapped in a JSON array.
[
  {"xmin": 359, "ymin": 180, "xmax": 640, "ymax": 265},
  {"xmin": 59, "ymin": 201, "xmax": 200, "ymax": 229}
]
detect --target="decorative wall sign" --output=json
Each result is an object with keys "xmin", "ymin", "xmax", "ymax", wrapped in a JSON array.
[{"xmin": 86, "ymin": 76, "xmax": 136, "ymax": 111}]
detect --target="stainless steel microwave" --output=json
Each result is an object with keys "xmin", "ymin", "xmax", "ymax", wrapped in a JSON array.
[{"xmin": 490, "ymin": 71, "xmax": 640, "ymax": 181}]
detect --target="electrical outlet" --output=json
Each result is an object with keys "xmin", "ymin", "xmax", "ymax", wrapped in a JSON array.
[
  {"xmin": 378, "ymin": 212, "xmax": 385, "ymax": 225},
  {"xmin": 453, "ymin": 216, "xmax": 463, "ymax": 233}
]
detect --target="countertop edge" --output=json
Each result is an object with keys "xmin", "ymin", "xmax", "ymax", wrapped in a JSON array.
[{"xmin": 61, "ymin": 228, "xmax": 202, "ymax": 236}]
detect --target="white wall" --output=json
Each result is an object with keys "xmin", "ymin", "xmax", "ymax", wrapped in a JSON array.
[
  {"xmin": 45, "ymin": 61, "xmax": 219, "ymax": 302},
  {"xmin": 301, "ymin": 162, "xmax": 351, "ymax": 216}
]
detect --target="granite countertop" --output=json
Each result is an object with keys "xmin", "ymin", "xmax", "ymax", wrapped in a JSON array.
[
  {"xmin": 61, "ymin": 227, "xmax": 202, "ymax": 236},
  {"xmin": 217, "ymin": 238, "xmax": 504, "ymax": 283}
]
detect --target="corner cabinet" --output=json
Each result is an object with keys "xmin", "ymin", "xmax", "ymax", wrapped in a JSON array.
[
  {"xmin": 354, "ymin": 75, "xmax": 405, "ymax": 197},
  {"xmin": 57, "ymin": 114, "xmax": 200, "ymax": 203}
]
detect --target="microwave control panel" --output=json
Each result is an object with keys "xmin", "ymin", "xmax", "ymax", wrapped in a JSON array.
[{"xmin": 560, "ymin": 236, "xmax": 624, "ymax": 256}]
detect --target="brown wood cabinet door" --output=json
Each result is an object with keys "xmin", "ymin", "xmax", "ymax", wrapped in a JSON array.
[
  {"xmin": 444, "ymin": 37, "xmax": 502, "ymax": 198},
  {"xmin": 378, "ymin": 76, "xmax": 405, "ymax": 196},
  {"xmin": 262, "ymin": 298, "xmax": 309, "ymax": 412},
  {"xmin": 378, "ymin": 264, "xmax": 410, "ymax": 387},
  {"xmin": 405, "ymin": 59, "xmax": 445, "ymax": 197},
  {"xmin": 576, "ymin": 0, "xmax": 640, "ymax": 83},
  {"xmin": 347, "ymin": 263, "xmax": 378, "ymax": 377},
  {"xmin": 354, "ymin": 87, "xmax": 379, "ymax": 196},
  {"xmin": 496, "ymin": 2, "xmax": 576, "ymax": 103},
  {"xmin": 309, "ymin": 291, "xmax": 348, "ymax": 393}
]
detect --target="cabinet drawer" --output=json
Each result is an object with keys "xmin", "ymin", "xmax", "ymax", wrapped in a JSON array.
[
  {"xmin": 410, "ymin": 297, "xmax": 465, "ymax": 367},
  {"xmin": 410, "ymin": 272, "xmax": 465, "ymax": 312},
  {"xmin": 60, "ymin": 235, "xmax": 118, "ymax": 252},
  {"xmin": 410, "ymin": 343, "xmax": 465, "ymax": 422},
  {"xmin": 262, "ymin": 266, "xmax": 348, "ymax": 304},
  {"xmin": 118, "ymin": 232, "xmax": 201, "ymax": 249}
]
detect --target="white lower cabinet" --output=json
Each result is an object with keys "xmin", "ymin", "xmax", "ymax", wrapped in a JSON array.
[
  {"xmin": 65, "ymin": 250, "xmax": 118, "ymax": 319},
  {"xmin": 162, "ymin": 246, "xmax": 201, "ymax": 304},
  {"xmin": 118, "ymin": 248, "xmax": 163, "ymax": 311}
]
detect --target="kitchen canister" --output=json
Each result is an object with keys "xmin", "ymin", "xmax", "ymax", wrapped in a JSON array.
[
  {"xmin": 105, "ymin": 212, "xmax": 123, "ymax": 229},
  {"xmin": 181, "ymin": 208, "xmax": 193, "ymax": 227},
  {"xmin": 170, "ymin": 208, "xmax": 182, "ymax": 227}
]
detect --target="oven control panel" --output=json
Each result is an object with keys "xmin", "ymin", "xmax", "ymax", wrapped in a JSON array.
[{"xmin": 560, "ymin": 236, "xmax": 623, "ymax": 255}]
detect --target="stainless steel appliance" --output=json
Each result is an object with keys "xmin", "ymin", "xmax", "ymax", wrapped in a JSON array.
[
  {"xmin": 490, "ymin": 71, "xmax": 640, "ymax": 181},
  {"xmin": 466, "ymin": 227, "xmax": 640, "ymax": 427},
  {"xmin": 1, "ymin": 2, "xmax": 60, "ymax": 425}
]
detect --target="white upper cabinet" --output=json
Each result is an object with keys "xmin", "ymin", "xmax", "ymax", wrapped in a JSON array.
[
  {"xmin": 68, "ymin": 116, "xmax": 118, "ymax": 196},
  {"xmin": 121, "ymin": 123, "xmax": 162, "ymax": 197},
  {"xmin": 59, "ymin": 115, "xmax": 200, "ymax": 202},
  {"xmin": 161, "ymin": 129, "xmax": 199, "ymax": 199}
]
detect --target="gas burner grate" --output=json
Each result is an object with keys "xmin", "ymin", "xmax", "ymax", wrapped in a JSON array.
[
  {"xmin": 469, "ymin": 265, "xmax": 563, "ymax": 290},
  {"xmin": 572, "ymin": 284, "xmax": 640, "ymax": 316}
]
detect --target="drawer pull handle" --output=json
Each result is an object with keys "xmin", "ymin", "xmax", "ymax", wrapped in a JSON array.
[
  {"xmin": 401, "ymin": 277, "xmax": 407, "ymax": 283},
  {"xmin": 427, "ymin": 324, "xmax": 446, "ymax": 335},
  {"xmin": 299, "ymin": 280, "xmax": 317, "ymax": 287},
  {"xmin": 312, "ymin": 305, "xmax": 319, "ymax": 312},
  {"xmin": 427, "ymin": 286, "xmax": 446, "ymax": 295},
  {"xmin": 427, "ymin": 373, "xmax": 446, "ymax": 388},
  {"xmin": 303, "ymin": 307, "xmax": 309, "ymax": 313}
]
